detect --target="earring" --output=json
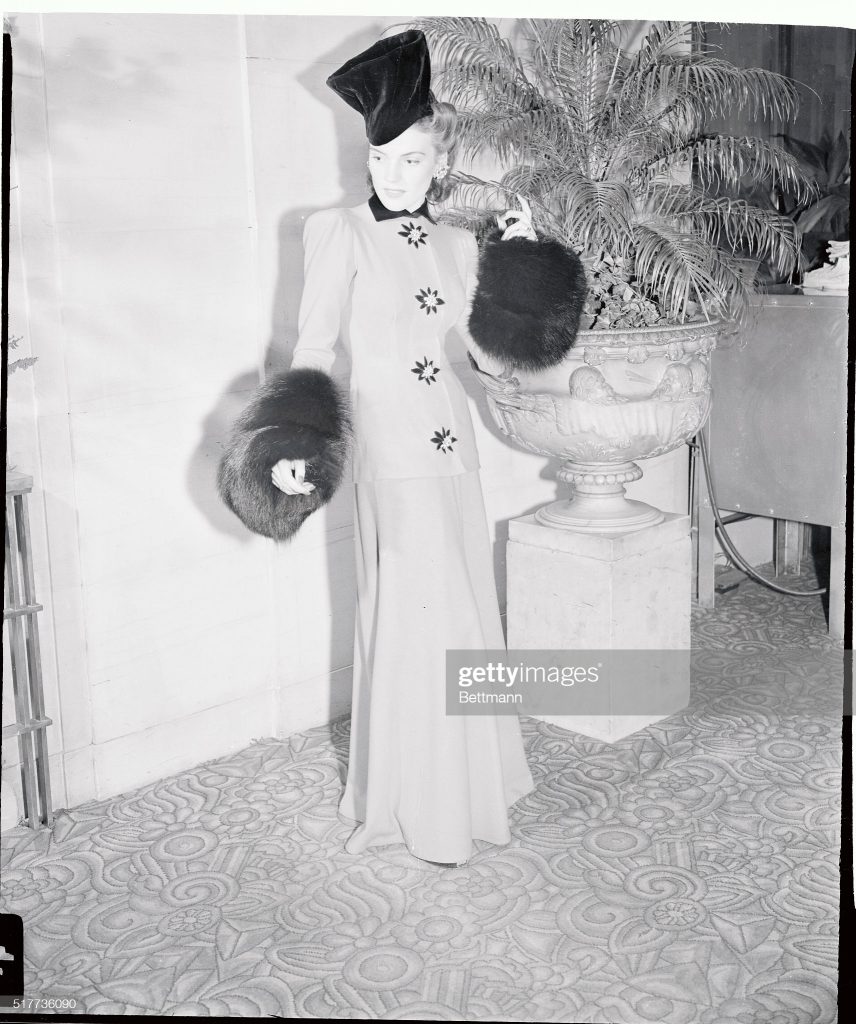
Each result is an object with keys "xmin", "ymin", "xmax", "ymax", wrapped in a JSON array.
[{"xmin": 434, "ymin": 165, "xmax": 448, "ymax": 180}]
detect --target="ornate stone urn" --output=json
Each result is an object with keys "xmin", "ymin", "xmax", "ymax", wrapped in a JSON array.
[{"xmin": 471, "ymin": 320, "xmax": 721, "ymax": 532}]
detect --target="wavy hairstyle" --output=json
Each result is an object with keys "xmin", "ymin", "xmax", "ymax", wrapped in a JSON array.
[{"xmin": 416, "ymin": 100, "xmax": 459, "ymax": 204}]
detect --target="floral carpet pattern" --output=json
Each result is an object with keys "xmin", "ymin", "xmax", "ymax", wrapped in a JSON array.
[{"xmin": 1, "ymin": 566, "xmax": 842, "ymax": 1020}]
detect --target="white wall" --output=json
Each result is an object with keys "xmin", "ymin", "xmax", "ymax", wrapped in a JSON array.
[
  {"xmin": 6, "ymin": 13, "xmax": 278, "ymax": 810},
  {"xmin": 4, "ymin": 14, "xmax": 694, "ymax": 815},
  {"xmin": 5, "ymin": 13, "xmax": 555, "ymax": 813}
]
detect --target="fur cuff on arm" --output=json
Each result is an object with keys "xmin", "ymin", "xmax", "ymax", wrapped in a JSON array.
[
  {"xmin": 217, "ymin": 368, "xmax": 351, "ymax": 543},
  {"xmin": 468, "ymin": 228, "xmax": 588, "ymax": 372}
]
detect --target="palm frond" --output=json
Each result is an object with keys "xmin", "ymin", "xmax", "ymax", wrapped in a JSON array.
[
  {"xmin": 638, "ymin": 135, "xmax": 816, "ymax": 203},
  {"xmin": 645, "ymin": 183, "xmax": 803, "ymax": 276},
  {"xmin": 542, "ymin": 173, "xmax": 636, "ymax": 256},
  {"xmin": 432, "ymin": 63, "xmax": 544, "ymax": 115},
  {"xmin": 441, "ymin": 172, "xmax": 530, "ymax": 221},
  {"xmin": 619, "ymin": 56, "xmax": 801, "ymax": 125},
  {"xmin": 442, "ymin": 170, "xmax": 571, "ymax": 241},
  {"xmin": 411, "ymin": 16, "xmax": 813, "ymax": 326},
  {"xmin": 525, "ymin": 19, "xmax": 622, "ymax": 136},
  {"xmin": 412, "ymin": 17, "xmax": 535, "ymax": 97},
  {"xmin": 634, "ymin": 222, "xmax": 748, "ymax": 321},
  {"xmin": 627, "ymin": 20, "xmax": 696, "ymax": 67},
  {"xmin": 604, "ymin": 93, "xmax": 705, "ymax": 178},
  {"xmin": 454, "ymin": 107, "xmax": 572, "ymax": 164}
]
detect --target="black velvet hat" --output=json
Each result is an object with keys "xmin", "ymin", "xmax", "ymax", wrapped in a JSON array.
[{"xmin": 326, "ymin": 30, "xmax": 434, "ymax": 146}]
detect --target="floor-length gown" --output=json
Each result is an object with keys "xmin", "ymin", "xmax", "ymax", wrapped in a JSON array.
[{"xmin": 290, "ymin": 193, "xmax": 535, "ymax": 862}]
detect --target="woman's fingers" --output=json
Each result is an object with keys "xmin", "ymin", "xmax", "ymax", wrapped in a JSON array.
[
  {"xmin": 497, "ymin": 199, "xmax": 537, "ymax": 242},
  {"xmin": 295, "ymin": 464, "xmax": 315, "ymax": 494},
  {"xmin": 500, "ymin": 217, "xmax": 537, "ymax": 242},
  {"xmin": 515, "ymin": 193, "xmax": 532, "ymax": 218},
  {"xmin": 292, "ymin": 460, "xmax": 315, "ymax": 493},
  {"xmin": 271, "ymin": 467, "xmax": 295, "ymax": 494},
  {"xmin": 497, "ymin": 212, "xmax": 520, "ymax": 237},
  {"xmin": 502, "ymin": 218, "xmax": 525, "ymax": 238},
  {"xmin": 274, "ymin": 475, "xmax": 315, "ymax": 495},
  {"xmin": 271, "ymin": 458, "xmax": 315, "ymax": 495}
]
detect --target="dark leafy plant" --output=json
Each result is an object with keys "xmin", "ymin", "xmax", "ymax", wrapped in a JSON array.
[
  {"xmin": 778, "ymin": 130, "xmax": 849, "ymax": 267},
  {"xmin": 716, "ymin": 130, "xmax": 850, "ymax": 279},
  {"xmin": 409, "ymin": 18, "xmax": 815, "ymax": 328}
]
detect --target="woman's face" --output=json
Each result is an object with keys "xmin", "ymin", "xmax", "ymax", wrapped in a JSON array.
[{"xmin": 368, "ymin": 124, "xmax": 443, "ymax": 212}]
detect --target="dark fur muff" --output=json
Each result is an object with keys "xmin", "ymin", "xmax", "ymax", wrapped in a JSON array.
[
  {"xmin": 217, "ymin": 368, "xmax": 352, "ymax": 543},
  {"xmin": 468, "ymin": 228, "xmax": 588, "ymax": 372}
]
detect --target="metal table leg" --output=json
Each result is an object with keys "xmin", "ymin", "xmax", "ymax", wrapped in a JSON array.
[
  {"xmin": 829, "ymin": 525, "xmax": 845, "ymax": 642},
  {"xmin": 3, "ymin": 474, "xmax": 54, "ymax": 829}
]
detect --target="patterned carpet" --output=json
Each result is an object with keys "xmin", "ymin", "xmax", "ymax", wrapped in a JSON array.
[{"xmin": 1, "ymin": 564, "xmax": 843, "ymax": 1021}]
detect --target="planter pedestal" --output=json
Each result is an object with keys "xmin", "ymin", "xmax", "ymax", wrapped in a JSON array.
[
  {"xmin": 536, "ymin": 460, "xmax": 665, "ymax": 532},
  {"xmin": 506, "ymin": 513, "xmax": 692, "ymax": 743}
]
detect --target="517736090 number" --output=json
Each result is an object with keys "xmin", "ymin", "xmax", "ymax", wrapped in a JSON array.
[{"xmin": 9, "ymin": 997, "xmax": 78, "ymax": 1010}]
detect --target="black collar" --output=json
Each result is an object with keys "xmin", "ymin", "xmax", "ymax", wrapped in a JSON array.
[{"xmin": 369, "ymin": 191, "xmax": 434, "ymax": 224}]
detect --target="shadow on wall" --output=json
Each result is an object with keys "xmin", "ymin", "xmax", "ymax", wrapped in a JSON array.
[
  {"xmin": 191, "ymin": 22, "xmax": 391, "ymax": 546},
  {"xmin": 267, "ymin": 22, "xmax": 393, "ymax": 370},
  {"xmin": 263, "ymin": 23, "xmax": 396, "ymax": 739},
  {"xmin": 10, "ymin": 24, "xmax": 174, "ymax": 161},
  {"xmin": 265, "ymin": 20, "xmax": 560, "ymax": 651},
  {"xmin": 195, "ymin": 17, "xmax": 560, "ymax": 740},
  {"xmin": 188, "ymin": 371, "xmax": 268, "ymax": 544},
  {"xmin": 194, "ymin": 21, "xmax": 399, "ymax": 742}
]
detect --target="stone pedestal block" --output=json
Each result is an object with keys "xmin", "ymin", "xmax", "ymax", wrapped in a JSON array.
[{"xmin": 507, "ymin": 513, "xmax": 692, "ymax": 743}]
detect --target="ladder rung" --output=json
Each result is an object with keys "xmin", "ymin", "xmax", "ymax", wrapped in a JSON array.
[
  {"xmin": 1, "ymin": 716, "xmax": 53, "ymax": 740},
  {"xmin": 3, "ymin": 603, "xmax": 44, "ymax": 619}
]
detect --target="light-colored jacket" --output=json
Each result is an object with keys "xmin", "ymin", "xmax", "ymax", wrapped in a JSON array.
[{"xmin": 289, "ymin": 201, "xmax": 497, "ymax": 483}]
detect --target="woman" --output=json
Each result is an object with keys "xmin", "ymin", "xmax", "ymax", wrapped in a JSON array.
[{"xmin": 271, "ymin": 30, "xmax": 536, "ymax": 866}]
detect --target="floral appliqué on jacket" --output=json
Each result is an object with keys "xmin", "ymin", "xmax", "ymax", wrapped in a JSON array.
[
  {"xmin": 431, "ymin": 427, "xmax": 457, "ymax": 454},
  {"xmin": 415, "ymin": 287, "xmax": 445, "ymax": 315},
  {"xmin": 411, "ymin": 357, "xmax": 440, "ymax": 385},
  {"xmin": 398, "ymin": 222, "xmax": 429, "ymax": 248}
]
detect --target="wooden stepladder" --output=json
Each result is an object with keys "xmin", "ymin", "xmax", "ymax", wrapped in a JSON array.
[{"xmin": 3, "ymin": 472, "xmax": 53, "ymax": 828}]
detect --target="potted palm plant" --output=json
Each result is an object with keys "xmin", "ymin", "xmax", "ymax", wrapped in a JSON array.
[{"xmin": 410, "ymin": 18, "xmax": 813, "ymax": 530}]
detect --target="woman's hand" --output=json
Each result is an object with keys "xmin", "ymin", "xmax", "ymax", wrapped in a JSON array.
[
  {"xmin": 271, "ymin": 458, "xmax": 315, "ymax": 496},
  {"xmin": 497, "ymin": 194, "xmax": 537, "ymax": 242}
]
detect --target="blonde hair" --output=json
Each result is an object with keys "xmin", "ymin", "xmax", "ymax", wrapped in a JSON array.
[{"xmin": 416, "ymin": 101, "xmax": 459, "ymax": 204}]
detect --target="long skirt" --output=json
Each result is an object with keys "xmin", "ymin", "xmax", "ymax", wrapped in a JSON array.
[{"xmin": 338, "ymin": 469, "xmax": 535, "ymax": 864}]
